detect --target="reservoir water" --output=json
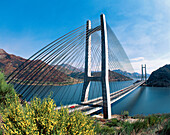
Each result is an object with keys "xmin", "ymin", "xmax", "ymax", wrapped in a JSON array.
[
  {"xmin": 18, "ymin": 80, "xmax": 170, "ymax": 116},
  {"xmin": 111, "ymin": 86, "xmax": 170, "ymax": 116}
]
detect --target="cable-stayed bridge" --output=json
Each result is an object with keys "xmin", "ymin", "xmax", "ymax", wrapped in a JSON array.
[{"xmin": 6, "ymin": 14, "xmax": 147, "ymax": 119}]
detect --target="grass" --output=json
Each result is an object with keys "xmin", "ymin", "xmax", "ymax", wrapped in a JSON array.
[
  {"xmin": 0, "ymin": 113, "xmax": 3, "ymax": 135},
  {"xmin": 95, "ymin": 113, "xmax": 170, "ymax": 135},
  {"xmin": 159, "ymin": 119, "xmax": 170, "ymax": 135}
]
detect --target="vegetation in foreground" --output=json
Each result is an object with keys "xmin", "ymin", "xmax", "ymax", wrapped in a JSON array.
[
  {"xmin": 0, "ymin": 72, "xmax": 95, "ymax": 134},
  {"xmin": 0, "ymin": 71, "xmax": 170, "ymax": 135},
  {"xmin": 2, "ymin": 96, "xmax": 95, "ymax": 134},
  {"xmin": 95, "ymin": 112, "xmax": 170, "ymax": 135}
]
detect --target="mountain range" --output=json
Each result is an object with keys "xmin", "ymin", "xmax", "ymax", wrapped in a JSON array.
[
  {"xmin": 0, "ymin": 49, "xmax": 74, "ymax": 84},
  {"xmin": 0, "ymin": 49, "xmax": 133, "ymax": 85},
  {"xmin": 113, "ymin": 69, "xmax": 150, "ymax": 79},
  {"xmin": 69, "ymin": 70, "xmax": 132, "ymax": 81}
]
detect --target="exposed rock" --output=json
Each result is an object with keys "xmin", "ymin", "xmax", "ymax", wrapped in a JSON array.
[
  {"xmin": 147, "ymin": 64, "xmax": 170, "ymax": 87},
  {"xmin": 0, "ymin": 49, "xmax": 76, "ymax": 84},
  {"xmin": 0, "ymin": 49, "xmax": 25, "ymax": 75}
]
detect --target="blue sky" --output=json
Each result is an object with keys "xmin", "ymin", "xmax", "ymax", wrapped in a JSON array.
[{"xmin": 0, "ymin": 0, "xmax": 170, "ymax": 73}]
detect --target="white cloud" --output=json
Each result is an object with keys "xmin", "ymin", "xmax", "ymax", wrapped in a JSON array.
[
  {"xmin": 131, "ymin": 54, "xmax": 170, "ymax": 74},
  {"xmin": 131, "ymin": 57, "xmax": 144, "ymax": 61},
  {"xmin": 111, "ymin": 0, "xmax": 170, "ymax": 74}
]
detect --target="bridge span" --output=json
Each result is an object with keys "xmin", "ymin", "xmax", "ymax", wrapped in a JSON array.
[
  {"xmin": 58, "ymin": 80, "xmax": 145, "ymax": 115},
  {"xmin": 6, "ymin": 14, "xmax": 147, "ymax": 119}
]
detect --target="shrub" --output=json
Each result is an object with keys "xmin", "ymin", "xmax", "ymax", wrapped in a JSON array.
[
  {"xmin": 132, "ymin": 119, "xmax": 148, "ymax": 132},
  {"xmin": 0, "ymin": 129, "xmax": 2, "ymax": 135},
  {"xmin": 147, "ymin": 115, "xmax": 160, "ymax": 126},
  {"xmin": 94, "ymin": 122, "xmax": 101, "ymax": 133},
  {"xmin": 0, "ymin": 124, "xmax": 3, "ymax": 135},
  {"xmin": 121, "ymin": 121, "xmax": 134, "ymax": 134},
  {"xmin": 106, "ymin": 118, "xmax": 119, "ymax": 127},
  {"xmin": 2, "ymin": 95, "xmax": 96, "ymax": 134},
  {"xmin": 0, "ymin": 72, "xmax": 15, "ymax": 108},
  {"xmin": 99, "ymin": 126, "xmax": 115, "ymax": 135},
  {"xmin": 160, "ymin": 120, "xmax": 170, "ymax": 135},
  {"xmin": 121, "ymin": 111, "xmax": 129, "ymax": 119},
  {"xmin": 118, "ymin": 119, "xmax": 148, "ymax": 134}
]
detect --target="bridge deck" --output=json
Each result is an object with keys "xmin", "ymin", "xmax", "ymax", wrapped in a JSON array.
[{"xmin": 57, "ymin": 81, "xmax": 145, "ymax": 115}]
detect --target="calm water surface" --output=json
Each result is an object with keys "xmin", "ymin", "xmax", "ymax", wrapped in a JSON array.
[
  {"xmin": 18, "ymin": 80, "xmax": 170, "ymax": 116},
  {"xmin": 111, "ymin": 86, "xmax": 170, "ymax": 116}
]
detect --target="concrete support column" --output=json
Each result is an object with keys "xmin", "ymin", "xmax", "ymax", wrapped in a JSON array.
[
  {"xmin": 100, "ymin": 14, "xmax": 111, "ymax": 119},
  {"xmin": 81, "ymin": 20, "xmax": 91, "ymax": 102},
  {"xmin": 145, "ymin": 64, "xmax": 147, "ymax": 81},
  {"xmin": 141, "ymin": 64, "xmax": 143, "ymax": 81}
]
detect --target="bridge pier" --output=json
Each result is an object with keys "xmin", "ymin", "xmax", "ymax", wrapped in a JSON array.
[
  {"xmin": 141, "ymin": 64, "xmax": 147, "ymax": 82},
  {"xmin": 100, "ymin": 14, "xmax": 111, "ymax": 119},
  {"xmin": 81, "ymin": 20, "xmax": 91, "ymax": 102},
  {"xmin": 81, "ymin": 14, "xmax": 111, "ymax": 119},
  {"xmin": 145, "ymin": 64, "xmax": 147, "ymax": 81},
  {"xmin": 141, "ymin": 64, "xmax": 144, "ymax": 81}
]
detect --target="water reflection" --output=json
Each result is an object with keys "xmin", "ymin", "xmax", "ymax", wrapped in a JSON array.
[
  {"xmin": 16, "ymin": 81, "xmax": 170, "ymax": 116},
  {"xmin": 111, "ymin": 86, "xmax": 170, "ymax": 116}
]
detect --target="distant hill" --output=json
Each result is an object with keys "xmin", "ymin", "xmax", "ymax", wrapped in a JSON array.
[
  {"xmin": 113, "ymin": 69, "xmax": 150, "ymax": 79},
  {"xmin": 0, "ymin": 49, "xmax": 26, "ymax": 76},
  {"xmin": 0, "ymin": 49, "xmax": 76, "ymax": 85},
  {"xmin": 69, "ymin": 70, "xmax": 132, "ymax": 82},
  {"xmin": 147, "ymin": 64, "xmax": 170, "ymax": 87},
  {"xmin": 0, "ymin": 49, "xmax": 133, "ymax": 84},
  {"xmin": 60, "ymin": 63, "xmax": 82, "ymax": 73},
  {"xmin": 95, "ymin": 70, "xmax": 133, "ymax": 81}
]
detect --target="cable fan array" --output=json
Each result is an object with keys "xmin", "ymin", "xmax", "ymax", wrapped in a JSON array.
[{"xmin": 6, "ymin": 20, "xmax": 135, "ymax": 106}]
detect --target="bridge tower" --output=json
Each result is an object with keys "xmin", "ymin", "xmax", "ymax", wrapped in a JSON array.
[
  {"xmin": 81, "ymin": 14, "xmax": 111, "ymax": 119},
  {"xmin": 141, "ymin": 64, "xmax": 147, "ymax": 81},
  {"xmin": 144, "ymin": 64, "xmax": 147, "ymax": 81},
  {"xmin": 141, "ymin": 64, "xmax": 144, "ymax": 81}
]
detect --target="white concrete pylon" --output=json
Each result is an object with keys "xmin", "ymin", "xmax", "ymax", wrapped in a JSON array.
[
  {"xmin": 81, "ymin": 20, "xmax": 91, "ymax": 102},
  {"xmin": 145, "ymin": 64, "xmax": 147, "ymax": 81},
  {"xmin": 141, "ymin": 64, "xmax": 144, "ymax": 81},
  {"xmin": 81, "ymin": 14, "xmax": 111, "ymax": 119},
  {"xmin": 100, "ymin": 14, "xmax": 111, "ymax": 119}
]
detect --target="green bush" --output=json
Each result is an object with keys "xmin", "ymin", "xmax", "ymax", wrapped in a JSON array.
[
  {"xmin": 0, "ymin": 72, "xmax": 15, "ymax": 108},
  {"xmin": 121, "ymin": 121, "xmax": 134, "ymax": 135},
  {"xmin": 94, "ymin": 122, "xmax": 101, "ymax": 133},
  {"xmin": 117, "ymin": 119, "xmax": 148, "ymax": 134},
  {"xmin": 0, "ymin": 130, "xmax": 2, "ymax": 135},
  {"xmin": 121, "ymin": 111, "xmax": 129, "ymax": 118},
  {"xmin": 99, "ymin": 126, "xmax": 115, "ymax": 135},
  {"xmin": 160, "ymin": 120, "xmax": 170, "ymax": 135},
  {"xmin": 147, "ymin": 114, "xmax": 160, "ymax": 126},
  {"xmin": 0, "ymin": 71, "xmax": 96, "ymax": 134},
  {"xmin": 132, "ymin": 119, "xmax": 148, "ymax": 132},
  {"xmin": 106, "ymin": 118, "xmax": 119, "ymax": 127},
  {"xmin": 2, "ymin": 95, "xmax": 96, "ymax": 134},
  {"xmin": 0, "ymin": 126, "xmax": 3, "ymax": 135}
]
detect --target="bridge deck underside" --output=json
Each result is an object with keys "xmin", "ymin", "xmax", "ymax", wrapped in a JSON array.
[{"xmin": 57, "ymin": 81, "xmax": 145, "ymax": 115}]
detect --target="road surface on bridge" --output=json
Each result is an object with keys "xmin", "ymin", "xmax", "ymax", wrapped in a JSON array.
[{"xmin": 57, "ymin": 80, "xmax": 145, "ymax": 115}]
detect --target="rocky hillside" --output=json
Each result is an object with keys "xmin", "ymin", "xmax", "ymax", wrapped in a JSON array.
[
  {"xmin": 147, "ymin": 64, "xmax": 170, "ymax": 87},
  {"xmin": 0, "ymin": 49, "xmax": 26, "ymax": 76},
  {"xmin": 0, "ymin": 49, "xmax": 132, "ymax": 84},
  {"xmin": 0, "ymin": 49, "xmax": 75, "ymax": 84}
]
